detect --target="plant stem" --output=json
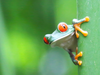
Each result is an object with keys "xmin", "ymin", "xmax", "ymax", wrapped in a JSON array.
[{"xmin": 77, "ymin": 0, "xmax": 100, "ymax": 75}]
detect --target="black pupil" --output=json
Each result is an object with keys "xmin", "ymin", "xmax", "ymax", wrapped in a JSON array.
[{"xmin": 62, "ymin": 25, "xmax": 66, "ymax": 29}]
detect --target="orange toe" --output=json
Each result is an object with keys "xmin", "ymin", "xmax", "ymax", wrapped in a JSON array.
[
  {"xmin": 83, "ymin": 31, "xmax": 88, "ymax": 36},
  {"xmin": 78, "ymin": 61, "xmax": 82, "ymax": 65},
  {"xmin": 76, "ymin": 33, "xmax": 79, "ymax": 38},
  {"xmin": 85, "ymin": 16, "xmax": 89, "ymax": 22},
  {"xmin": 79, "ymin": 52, "xmax": 83, "ymax": 57}
]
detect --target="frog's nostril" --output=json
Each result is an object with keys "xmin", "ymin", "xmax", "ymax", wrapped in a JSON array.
[{"xmin": 43, "ymin": 37, "xmax": 49, "ymax": 44}]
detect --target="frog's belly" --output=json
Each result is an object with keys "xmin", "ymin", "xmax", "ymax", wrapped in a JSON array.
[{"xmin": 51, "ymin": 32, "xmax": 77, "ymax": 52}]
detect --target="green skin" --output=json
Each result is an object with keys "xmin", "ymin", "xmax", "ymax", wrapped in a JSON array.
[{"xmin": 44, "ymin": 18, "xmax": 86, "ymax": 65}]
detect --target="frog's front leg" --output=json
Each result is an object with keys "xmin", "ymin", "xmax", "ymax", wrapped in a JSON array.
[
  {"xmin": 68, "ymin": 48, "xmax": 82, "ymax": 65},
  {"xmin": 73, "ymin": 16, "xmax": 89, "ymax": 38}
]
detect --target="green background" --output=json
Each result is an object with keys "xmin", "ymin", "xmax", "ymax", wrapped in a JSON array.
[{"xmin": 0, "ymin": 0, "xmax": 77, "ymax": 75}]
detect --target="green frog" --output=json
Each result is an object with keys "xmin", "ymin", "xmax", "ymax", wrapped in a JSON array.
[{"xmin": 43, "ymin": 16, "xmax": 89, "ymax": 65}]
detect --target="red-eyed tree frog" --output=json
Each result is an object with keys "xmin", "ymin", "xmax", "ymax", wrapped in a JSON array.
[{"xmin": 43, "ymin": 17, "xmax": 89, "ymax": 65}]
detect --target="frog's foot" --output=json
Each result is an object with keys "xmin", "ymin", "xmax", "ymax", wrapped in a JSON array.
[
  {"xmin": 73, "ymin": 16, "xmax": 89, "ymax": 38},
  {"xmin": 73, "ymin": 52, "xmax": 83, "ymax": 65},
  {"xmin": 68, "ymin": 49, "xmax": 82, "ymax": 65},
  {"xmin": 74, "ymin": 25, "xmax": 88, "ymax": 38},
  {"xmin": 74, "ymin": 48, "xmax": 83, "ymax": 65}
]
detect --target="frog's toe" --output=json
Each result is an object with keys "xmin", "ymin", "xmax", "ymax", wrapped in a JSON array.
[
  {"xmin": 75, "ymin": 51, "xmax": 83, "ymax": 59},
  {"xmin": 78, "ymin": 61, "xmax": 82, "ymax": 65},
  {"xmin": 76, "ymin": 33, "xmax": 79, "ymax": 38},
  {"xmin": 83, "ymin": 31, "xmax": 88, "ymax": 36},
  {"xmin": 79, "ymin": 52, "xmax": 83, "ymax": 57},
  {"xmin": 85, "ymin": 16, "xmax": 89, "ymax": 22}
]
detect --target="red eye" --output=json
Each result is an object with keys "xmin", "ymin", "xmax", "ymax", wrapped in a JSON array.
[
  {"xmin": 58, "ymin": 22, "xmax": 68, "ymax": 32},
  {"xmin": 43, "ymin": 37, "xmax": 49, "ymax": 44}
]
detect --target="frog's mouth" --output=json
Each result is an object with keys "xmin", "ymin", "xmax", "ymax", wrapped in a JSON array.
[
  {"xmin": 43, "ymin": 34, "xmax": 52, "ymax": 45},
  {"xmin": 51, "ymin": 32, "xmax": 74, "ymax": 47}
]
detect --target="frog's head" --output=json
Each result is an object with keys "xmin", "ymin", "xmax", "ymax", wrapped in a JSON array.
[{"xmin": 43, "ymin": 22, "xmax": 74, "ymax": 45}]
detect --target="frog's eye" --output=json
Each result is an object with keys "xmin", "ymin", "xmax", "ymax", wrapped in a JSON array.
[
  {"xmin": 58, "ymin": 22, "xmax": 68, "ymax": 32},
  {"xmin": 43, "ymin": 37, "xmax": 49, "ymax": 44}
]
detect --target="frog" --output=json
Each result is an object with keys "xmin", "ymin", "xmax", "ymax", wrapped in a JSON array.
[{"xmin": 43, "ymin": 16, "xmax": 89, "ymax": 65}]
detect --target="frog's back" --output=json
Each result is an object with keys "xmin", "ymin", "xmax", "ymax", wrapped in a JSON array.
[{"xmin": 51, "ymin": 32, "xmax": 77, "ymax": 52}]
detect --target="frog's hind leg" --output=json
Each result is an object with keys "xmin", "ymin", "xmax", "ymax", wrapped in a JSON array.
[
  {"xmin": 68, "ymin": 48, "xmax": 82, "ymax": 65},
  {"xmin": 73, "ymin": 16, "xmax": 89, "ymax": 38}
]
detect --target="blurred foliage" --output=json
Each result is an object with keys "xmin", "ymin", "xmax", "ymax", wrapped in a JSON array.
[{"xmin": 0, "ymin": 0, "xmax": 77, "ymax": 75}]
